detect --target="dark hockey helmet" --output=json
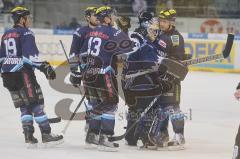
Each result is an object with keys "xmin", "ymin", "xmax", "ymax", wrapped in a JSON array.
[
  {"xmin": 95, "ymin": 6, "xmax": 116, "ymax": 21},
  {"xmin": 138, "ymin": 11, "xmax": 153, "ymax": 24},
  {"xmin": 84, "ymin": 6, "xmax": 97, "ymax": 16},
  {"xmin": 159, "ymin": 9, "xmax": 177, "ymax": 21},
  {"xmin": 11, "ymin": 6, "xmax": 30, "ymax": 24}
]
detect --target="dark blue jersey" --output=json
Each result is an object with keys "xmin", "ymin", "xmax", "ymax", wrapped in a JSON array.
[
  {"xmin": 81, "ymin": 25, "xmax": 133, "ymax": 75},
  {"xmin": 69, "ymin": 26, "xmax": 93, "ymax": 71},
  {"xmin": 69, "ymin": 26, "xmax": 93, "ymax": 56},
  {"xmin": 125, "ymin": 38, "xmax": 163, "ymax": 74},
  {"xmin": 153, "ymin": 27, "xmax": 185, "ymax": 60},
  {"xmin": 0, "ymin": 25, "xmax": 41, "ymax": 73},
  {"xmin": 123, "ymin": 38, "xmax": 162, "ymax": 89}
]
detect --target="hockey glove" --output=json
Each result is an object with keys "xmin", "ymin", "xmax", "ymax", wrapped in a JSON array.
[
  {"xmin": 39, "ymin": 61, "xmax": 56, "ymax": 80},
  {"xmin": 70, "ymin": 71, "xmax": 82, "ymax": 87},
  {"xmin": 158, "ymin": 65, "xmax": 175, "ymax": 82}
]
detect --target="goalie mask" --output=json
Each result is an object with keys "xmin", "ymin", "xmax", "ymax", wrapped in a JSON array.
[{"xmin": 142, "ymin": 17, "xmax": 160, "ymax": 42}]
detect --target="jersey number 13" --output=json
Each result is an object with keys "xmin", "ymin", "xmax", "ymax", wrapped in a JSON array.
[{"xmin": 88, "ymin": 37, "xmax": 102, "ymax": 56}]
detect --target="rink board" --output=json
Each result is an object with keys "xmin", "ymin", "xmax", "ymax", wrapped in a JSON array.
[{"xmin": 0, "ymin": 30, "xmax": 240, "ymax": 72}]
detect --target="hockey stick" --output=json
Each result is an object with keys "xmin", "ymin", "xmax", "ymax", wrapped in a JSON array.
[
  {"xmin": 108, "ymin": 96, "xmax": 159, "ymax": 142},
  {"xmin": 124, "ymin": 33, "xmax": 234, "ymax": 79},
  {"xmin": 59, "ymin": 40, "xmax": 89, "ymax": 112},
  {"xmin": 48, "ymin": 117, "xmax": 62, "ymax": 123},
  {"xmin": 61, "ymin": 95, "xmax": 86, "ymax": 135},
  {"xmin": 108, "ymin": 34, "xmax": 234, "ymax": 142},
  {"xmin": 59, "ymin": 40, "xmax": 87, "ymax": 135}
]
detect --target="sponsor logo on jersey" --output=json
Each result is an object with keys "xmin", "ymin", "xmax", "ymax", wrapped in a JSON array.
[
  {"xmin": 159, "ymin": 40, "xmax": 167, "ymax": 48},
  {"xmin": 3, "ymin": 58, "xmax": 23, "ymax": 65},
  {"xmin": 171, "ymin": 35, "xmax": 180, "ymax": 46},
  {"xmin": 87, "ymin": 31, "xmax": 109, "ymax": 40}
]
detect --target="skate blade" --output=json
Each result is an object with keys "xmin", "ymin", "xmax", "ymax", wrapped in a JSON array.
[
  {"xmin": 26, "ymin": 143, "xmax": 38, "ymax": 149},
  {"xmin": 157, "ymin": 143, "xmax": 169, "ymax": 151},
  {"xmin": 98, "ymin": 145, "xmax": 119, "ymax": 152},
  {"xmin": 157, "ymin": 147, "xmax": 169, "ymax": 151},
  {"xmin": 84, "ymin": 143, "xmax": 98, "ymax": 149},
  {"xmin": 42, "ymin": 139, "xmax": 64, "ymax": 148},
  {"xmin": 137, "ymin": 145, "xmax": 158, "ymax": 151},
  {"xmin": 168, "ymin": 145, "xmax": 185, "ymax": 151}
]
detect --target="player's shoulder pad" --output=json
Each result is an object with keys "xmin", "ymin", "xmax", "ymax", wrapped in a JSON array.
[
  {"xmin": 73, "ymin": 26, "xmax": 88, "ymax": 37},
  {"xmin": 73, "ymin": 27, "xmax": 82, "ymax": 37}
]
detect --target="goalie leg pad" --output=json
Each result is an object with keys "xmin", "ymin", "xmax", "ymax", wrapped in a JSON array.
[
  {"xmin": 148, "ymin": 107, "xmax": 170, "ymax": 145},
  {"xmin": 125, "ymin": 108, "xmax": 140, "ymax": 145},
  {"xmin": 169, "ymin": 105, "xmax": 185, "ymax": 134}
]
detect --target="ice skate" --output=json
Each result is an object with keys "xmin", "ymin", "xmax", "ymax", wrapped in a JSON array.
[
  {"xmin": 42, "ymin": 133, "xmax": 64, "ymax": 147},
  {"xmin": 98, "ymin": 134, "xmax": 119, "ymax": 152}
]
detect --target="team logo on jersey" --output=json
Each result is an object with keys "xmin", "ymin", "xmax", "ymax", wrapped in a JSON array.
[
  {"xmin": 24, "ymin": 31, "xmax": 34, "ymax": 36},
  {"xmin": 171, "ymin": 35, "xmax": 180, "ymax": 46},
  {"xmin": 114, "ymin": 30, "xmax": 121, "ymax": 36},
  {"xmin": 159, "ymin": 40, "xmax": 167, "ymax": 48}
]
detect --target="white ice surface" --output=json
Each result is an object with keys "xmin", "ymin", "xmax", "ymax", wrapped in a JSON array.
[{"xmin": 0, "ymin": 71, "xmax": 240, "ymax": 159}]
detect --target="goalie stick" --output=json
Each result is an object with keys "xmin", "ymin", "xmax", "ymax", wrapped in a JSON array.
[
  {"xmin": 108, "ymin": 33, "xmax": 235, "ymax": 142},
  {"xmin": 123, "ymin": 33, "xmax": 234, "ymax": 80}
]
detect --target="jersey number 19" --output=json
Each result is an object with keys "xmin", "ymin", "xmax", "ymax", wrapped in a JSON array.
[{"xmin": 4, "ymin": 38, "xmax": 17, "ymax": 57}]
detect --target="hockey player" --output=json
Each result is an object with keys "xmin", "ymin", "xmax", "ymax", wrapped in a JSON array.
[
  {"xmin": 123, "ymin": 11, "xmax": 153, "ymax": 146},
  {"xmin": 123, "ymin": 14, "xmax": 178, "ymax": 148},
  {"xmin": 150, "ymin": 9, "xmax": 192, "ymax": 149},
  {"xmin": 0, "ymin": 7, "xmax": 63, "ymax": 148},
  {"xmin": 78, "ymin": 6, "xmax": 134, "ymax": 151},
  {"xmin": 68, "ymin": 6, "xmax": 99, "ymax": 133},
  {"xmin": 233, "ymin": 85, "xmax": 240, "ymax": 159},
  {"xmin": 69, "ymin": 6, "xmax": 99, "ymax": 70}
]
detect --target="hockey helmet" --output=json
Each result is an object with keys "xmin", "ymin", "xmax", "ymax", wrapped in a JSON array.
[
  {"xmin": 138, "ymin": 11, "xmax": 153, "ymax": 25},
  {"xmin": 84, "ymin": 7, "xmax": 97, "ymax": 16},
  {"xmin": 95, "ymin": 6, "xmax": 116, "ymax": 21},
  {"xmin": 159, "ymin": 9, "xmax": 177, "ymax": 21},
  {"xmin": 11, "ymin": 6, "xmax": 30, "ymax": 24}
]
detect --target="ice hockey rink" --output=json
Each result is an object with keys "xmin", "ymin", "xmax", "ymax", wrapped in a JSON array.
[{"xmin": 0, "ymin": 71, "xmax": 240, "ymax": 159}]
